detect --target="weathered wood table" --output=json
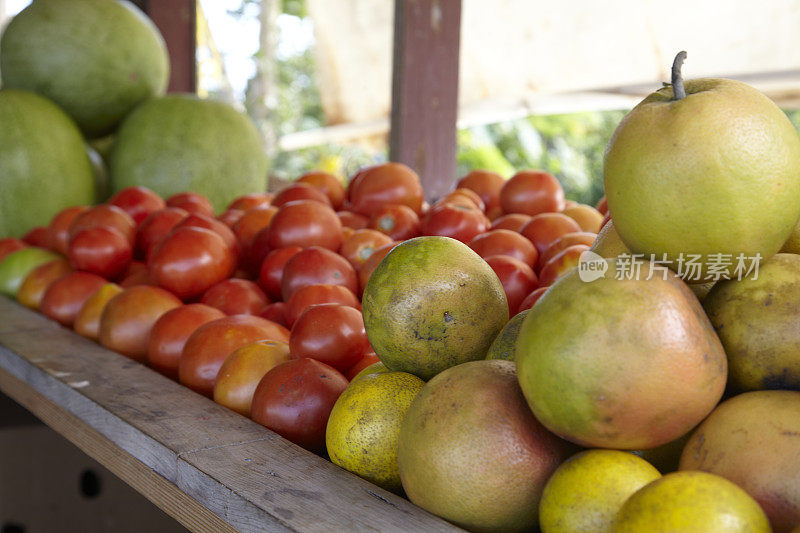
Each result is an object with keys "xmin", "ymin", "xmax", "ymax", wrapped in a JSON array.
[{"xmin": 0, "ymin": 296, "xmax": 461, "ymax": 532}]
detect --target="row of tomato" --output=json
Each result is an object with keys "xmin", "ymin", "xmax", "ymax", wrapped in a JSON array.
[{"xmin": 0, "ymin": 162, "xmax": 606, "ymax": 454}]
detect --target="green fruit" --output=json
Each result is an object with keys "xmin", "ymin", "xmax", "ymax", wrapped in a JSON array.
[
  {"xmin": 362, "ymin": 236, "xmax": 508, "ymax": 381},
  {"xmin": 109, "ymin": 95, "xmax": 268, "ymax": 214},
  {"xmin": 0, "ymin": 0, "xmax": 169, "ymax": 138},
  {"xmin": 0, "ymin": 248, "xmax": 60, "ymax": 297},
  {"xmin": 604, "ymin": 54, "xmax": 800, "ymax": 282},
  {"xmin": 0, "ymin": 90, "xmax": 96, "ymax": 238},
  {"xmin": 486, "ymin": 309, "xmax": 529, "ymax": 361}
]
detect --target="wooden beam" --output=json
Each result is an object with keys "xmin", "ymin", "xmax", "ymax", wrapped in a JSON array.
[
  {"xmin": 390, "ymin": 0, "xmax": 462, "ymax": 201},
  {"xmin": 134, "ymin": 0, "xmax": 197, "ymax": 94}
]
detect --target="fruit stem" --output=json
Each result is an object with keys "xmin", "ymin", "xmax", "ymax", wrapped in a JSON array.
[{"xmin": 671, "ymin": 51, "xmax": 687, "ymax": 100}]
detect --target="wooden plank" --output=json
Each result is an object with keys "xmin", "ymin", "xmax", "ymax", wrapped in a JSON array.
[
  {"xmin": 135, "ymin": 0, "xmax": 197, "ymax": 93},
  {"xmin": 390, "ymin": 0, "xmax": 462, "ymax": 202},
  {"xmin": 0, "ymin": 297, "xmax": 461, "ymax": 533}
]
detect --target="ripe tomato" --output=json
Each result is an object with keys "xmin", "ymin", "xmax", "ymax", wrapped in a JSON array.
[
  {"xmin": 347, "ymin": 163, "xmax": 424, "ymax": 216},
  {"xmin": 17, "ymin": 258, "xmax": 72, "ymax": 310},
  {"xmin": 456, "ymin": 169, "xmax": 505, "ymax": 215},
  {"xmin": 339, "ymin": 229, "xmax": 394, "ymax": 271},
  {"xmin": 440, "ymin": 188, "xmax": 486, "ymax": 212},
  {"xmin": 257, "ymin": 246, "xmax": 303, "ymax": 301},
  {"xmin": 47, "ymin": 205, "xmax": 89, "ymax": 254},
  {"xmin": 268, "ymin": 200, "xmax": 343, "ymax": 251},
  {"xmin": 357, "ymin": 242, "xmax": 395, "ymax": 296},
  {"xmin": 22, "ymin": 227, "xmax": 50, "ymax": 248},
  {"xmin": 484, "ymin": 255, "xmax": 539, "ymax": 316},
  {"xmin": 520, "ymin": 213, "xmax": 583, "ymax": 261},
  {"xmin": 284, "ymin": 284, "xmax": 361, "ymax": 328},
  {"xmin": 173, "ymin": 213, "xmax": 239, "ymax": 259},
  {"xmin": 596, "ymin": 195, "xmax": 608, "ymax": 216},
  {"xmin": 228, "ymin": 193, "xmax": 273, "ymax": 211},
  {"xmin": 40, "ymin": 271, "xmax": 108, "ymax": 327},
  {"xmin": 98, "ymin": 285, "xmax": 182, "ymax": 362},
  {"xmin": 468, "ymin": 229, "xmax": 539, "ymax": 267},
  {"xmin": 272, "ymin": 182, "xmax": 332, "ymax": 208},
  {"xmin": 68, "ymin": 204, "xmax": 137, "ymax": 245},
  {"xmin": 148, "ymin": 226, "xmax": 236, "ymax": 300},
  {"xmin": 260, "ymin": 301, "xmax": 288, "ymax": 327},
  {"xmin": 337, "ymin": 210, "xmax": 370, "ymax": 230},
  {"xmin": 68, "ymin": 226, "xmax": 133, "ymax": 280},
  {"xmin": 0, "ymin": 238, "xmax": 28, "ymax": 263},
  {"xmin": 250, "ymin": 358, "xmax": 348, "ymax": 454},
  {"xmin": 179, "ymin": 315, "xmax": 290, "ymax": 397},
  {"xmin": 74, "ymin": 283, "xmax": 123, "ymax": 340},
  {"xmin": 136, "ymin": 207, "xmax": 188, "ymax": 260},
  {"xmin": 281, "ymin": 246, "xmax": 358, "ymax": 301},
  {"xmin": 491, "ymin": 213, "xmax": 532, "ymax": 233},
  {"xmin": 297, "ymin": 170, "xmax": 345, "ymax": 209},
  {"xmin": 200, "ymin": 279, "xmax": 270, "ymax": 316},
  {"xmin": 517, "ymin": 286, "xmax": 548, "ymax": 313},
  {"xmin": 109, "ymin": 186, "xmax": 166, "ymax": 224},
  {"xmin": 538, "ymin": 244, "xmax": 589, "ymax": 287},
  {"xmin": 232, "ymin": 205, "xmax": 278, "ymax": 273},
  {"xmin": 540, "ymin": 232, "xmax": 597, "ymax": 267},
  {"xmin": 289, "ymin": 304, "xmax": 371, "ymax": 373},
  {"xmin": 421, "ymin": 203, "xmax": 489, "ymax": 243},
  {"xmin": 165, "ymin": 192, "xmax": 214, "ymax": 217},
  {"xmin": 369, "ymin": 204, "xmax": 420, "ymax": 241},
  {"xmin": 119, "ymin": 261, "xmax": 153, "ymax": 287},
  {"xmin": 500, "ymin": 170, "xmax": 565, "ymax": 216},
  {"xmin": 218, "ymin": 208, "xmax": 245, "ymax": 228},
  {"xmin": 147, "ymin": 303, "xmax": 225, "ymax": 380},
  {"xmin": 213, "ymin": 339, "xmax": 291, "ymax": 417},
  {"xmin": 345, "ymin": 352, "xmax": 380, "ymax": 380}
]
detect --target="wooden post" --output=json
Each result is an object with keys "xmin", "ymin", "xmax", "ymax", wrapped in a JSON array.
[
  {"xmin": 133, "ymin": 0, "xmax": 197, "ymax": 94},
  {"xmin": 390, "ymin": 0, "xmax": 462, "ymax": 201}
]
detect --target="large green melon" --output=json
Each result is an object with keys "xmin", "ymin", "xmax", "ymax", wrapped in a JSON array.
[
  {"xmin": 109, "ymin": 95, "xmax": 268, "ymax": 213},
  {"xmin": 0, "ymin": 90, "xmax": 96, "ymax": 238},
  {"xmin": 0, "ymin": 0, "xmax": 169, "ymax": 138}
]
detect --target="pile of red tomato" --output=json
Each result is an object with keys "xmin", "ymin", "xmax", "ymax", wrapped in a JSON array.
[{"xmin": 0, "ymin": 162, "xmax": 607, "ymax": 455}]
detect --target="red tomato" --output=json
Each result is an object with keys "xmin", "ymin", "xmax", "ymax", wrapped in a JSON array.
[
  {"xmin": 357, "ymin": 242, "xmax": 395, "ymax": 296},
  {"xmin": 173, "ymin": 213, "xmax": 239, "ymax": 259},
  {"xmin": 596, "ymin": 195, "xmax": 608, "ymax": 216},
  {"xmin": 368, "ymin": 204, "xmax": 421, "ymax": 241},
  {"xmin": 165, "ymin": 192, "xmax": 214, "ymax": 217},
  {"xmin": 22, "ymin": 227, "xmax": 50, "ymax": 248},
  {"xmin": 200, "ymin": 279, "xmax": 270, "ymax": 316},
  {"xmin": 148, "ymin": 226, "xmax": 236, "ymax": 300},
  {"xmin": 228, "ymin": 193, "xmax": 273, "ymax": 212},
  {"xmin": 136, "ymin": 207, "xmax": 188, "ymax": 260},
  {"xmin": 540, "ymin": 232, "xmax": 597, "ymax": 267},
  {"xmin": 281, "ymin": 246, "xmax": 358, "ymax": 301},
  {"xmin": 440, "ymin": 188, "xmax": 486, "ymax": 212},
  {"xmin": 98, "ymin": 285, "xmax": 182, "ymax": 362},
  {"xmin": 520, "ymin": 213, "xmax": 583, "ymax": 261},
  {"xmin": 0, "ymin": 238, "xmax": 28, "ymax": 263},
  {"xmin": 289, "ymin": 304, "xmax": 370, "ymax": 372},
  {"xmin": 421, "ymin": 203, "xmax": 489, "ymax": 243},
  {"xmin": 500, "ymin": 170, "xmax": 565, "ymax": 216},
  {"xmin": 179, "ymin": 315, "xmax": 290, "ymax": 397},
  {"xmin": 456, "ymin": 170, "xmax": 505, "ymax": 214},
  {"xmin": 47, "ymin": 206, "xmax": 89, "ymax": 254},
  {"xmin": 284, "ymin": 284, "xmax": 361, "ymax": 328},
  {"xmin": 17, "ymin": 258, "xmax": 72, "ymax": 310},
  {"xmin": 109, "ymin": 186, "xmax": 166, "ymax": 224},
  {"xmin": 345, "ymin": 352, "xmax": 380, "ymax": 380},
  {"xmin": 538, "ymin": 244, "xmax": 589, "ymax": 287},
  {"xmin": 468, "ymin": 229, "xmax": 538, "ymax": 267},
  {"xmin": 272, "ymin": 182, "xmax": 332, "ymax": 208},
  {"xmin": 250, "ymin": 358, "xmax": 348, "ymax": 454},
  {"xmin": 347, "ymin": 163, "xmax": 424, "ymax": 216},
  {"xmin": 218, "ymin": 208, "xmax": 245, "ymax": 228},
  {"xmin": 337, "ymin": 210, "xmax": 369, "ymax": 230},
  {"xmin": 119, "ymin": 261, "xmax": 153, "ymax": 288},
  {"xmin": 40, "ymin": 271, "xmax": 108, "ymax": 327},
  {"xmin": 517, "ymin": 286, "xmax": 548, "ymax": 313},
  {"xmin": 297, "ymin": 170, "xmax": 345, "ymax": 209},
  {"xmin": 257, "ymin": 246, "xmax": 303, "ymax": 301},
  {"xmin": 68, "ymin": 226, "xmax": 133, "ymax": 280},
  {"xmin": 339, "ymin": 229, "xmax": 394, "ymax": 271},
  {"xmin": 491, "ymin": 213, "xmax": 532, "ymax": 233},
  {"xmin": 267, "ymin": 200, "xmax": 343, "ymax": 251},
  {"xmin": 484, "ymin": 255, "xmax": 539, "ymax": 316},
  {"xmin": 147, "ymin": 303, "xmax": 226, "ymax": 380},
  {"xmin": 232, "ymin": 205, "xmax": 278, "ymax": 273},
  {"xmin": 68, "ymin": 204, "xmax": 137, "ymax": 246},
  {"xmin": 260, "ymin": 301, "xmax": 288, "ymax": 327}
]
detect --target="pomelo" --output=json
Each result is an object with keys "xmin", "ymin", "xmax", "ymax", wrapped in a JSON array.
[
  {"xmin": 109, "ymin": 95, "xmax": 268, "ymax": 214},
  {"xmin": 0, "ymin": 0, "xmax": 169, "ymax": 138},
  {"xmin": 362, "ymin": 236, "xmax": 508, "ymax": 380},
  {"xmin": 0, "ymin": 90, "xmax": 96, "ymax": 238}
]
